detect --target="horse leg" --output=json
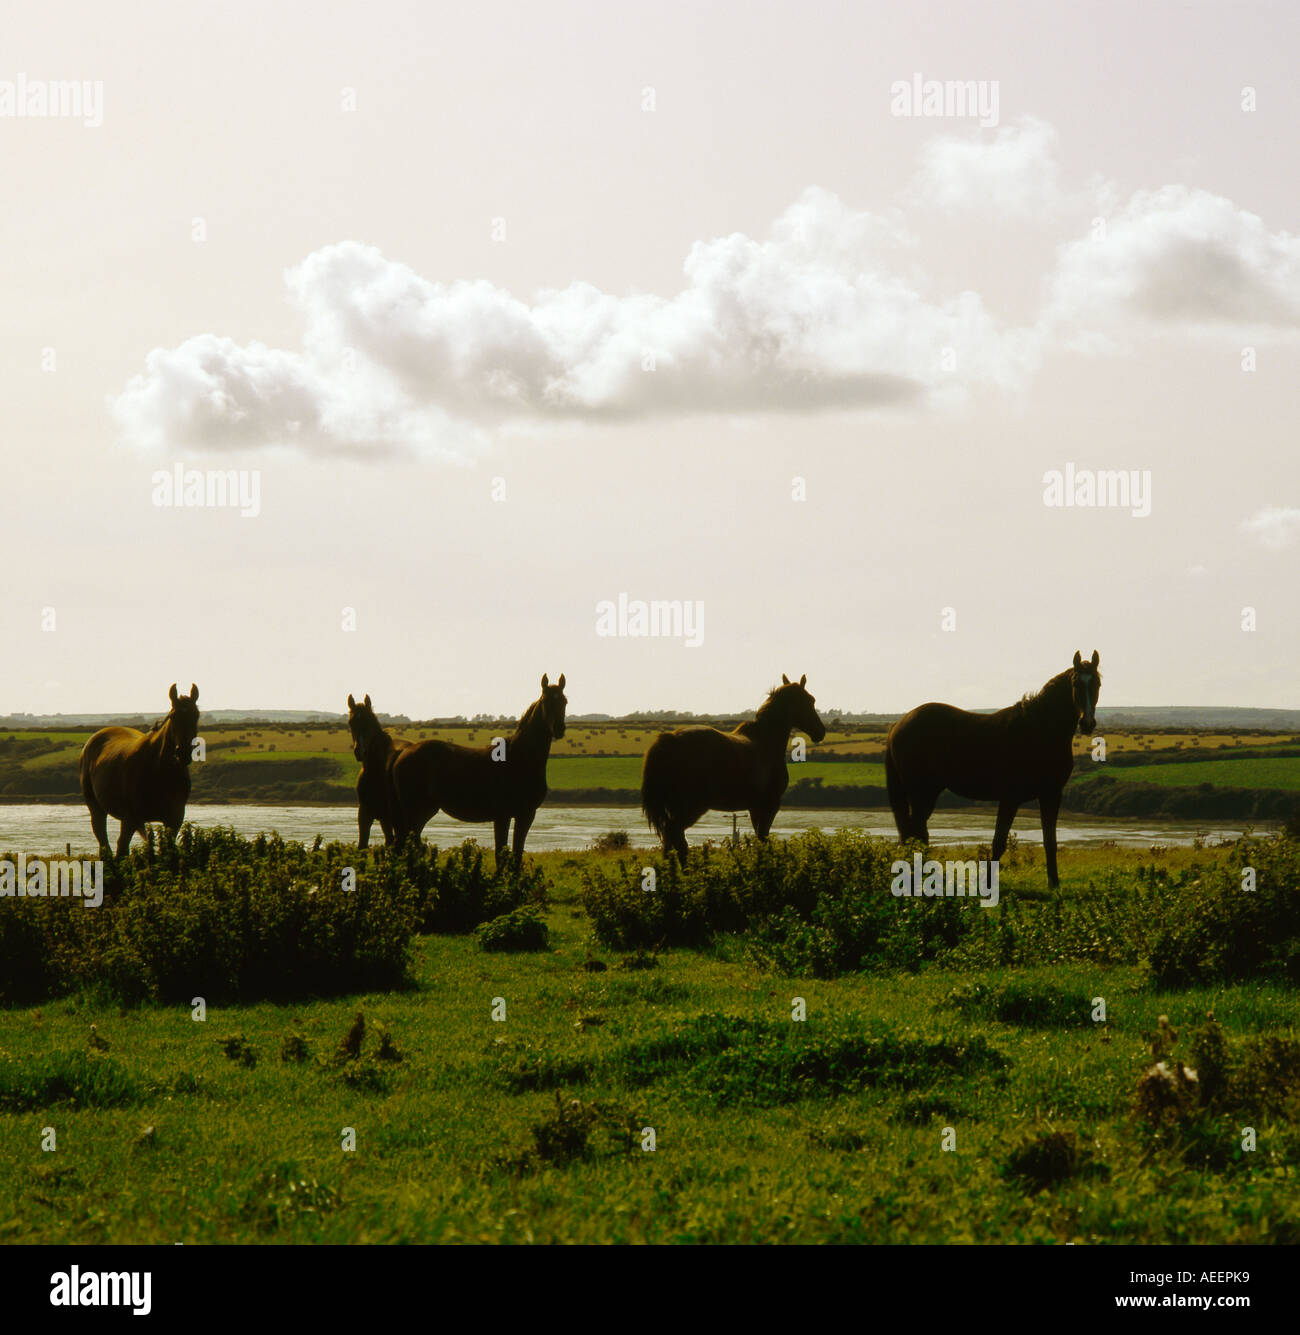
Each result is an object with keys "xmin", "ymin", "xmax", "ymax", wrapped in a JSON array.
[
  {"xmin": 671, "ymin": 825, "xmax": 689, "ymax": 861},
  {"xmin": 749, "ymin": 807, "xmax": 774, "ymax": 840},
  {"xmin": 85, "ymin": 793, "xmax": 110, "ymax": 858},
  {"xmin": 493, "ymin": 816, "xmax": 510, "ymax": 863},
  {"xmin": 885, "ymin": 751, "xmax": 911, "ymax": 840},
  {"xmin": 512, "ymin": 810, "xmax": 534, "ymax": 862},
  {"xmin": 1039, "ymin": 790, "xmax": 1062, "ymax": 888},
  {"xmin": 909, "ymin": 788, "xmax": 939, "ymax": 844},
  {"xmin": 991, "ymin": 797, "xmax": 1018, "ymax": 862},
  {"xmin": 357, "ymin": 802, "xmax": 373, "ymax": 850},
  {"xmin": 115, "ymin": 819, "xmax": 138, "ymax": 859}
]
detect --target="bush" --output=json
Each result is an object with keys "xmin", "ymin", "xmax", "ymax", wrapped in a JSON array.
[
  {"xmin": 1147, "ymin": 832, "xmax": 1300, "ymax": 987},
  {"xmin": 1133, "ymin": 1014, "xmax": 1300, "ymax": 1171},
  {"xmin": 0, "ymin": 826, "xmax": 421, "ymax": 1005},
  {"xmin": 476, "ymin": 907, "xmax": 550, "ymax": 953},
  {"xmin": 396, "ymin": 839, "xmax": 548, "ymax": 934},
  {"xmin": 580, "ymin": 830, "xmax": 972, "ymax": 975}
]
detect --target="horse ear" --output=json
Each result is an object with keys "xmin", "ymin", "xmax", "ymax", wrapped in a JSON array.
[
  {"xmin": 1073, "ymin": 651, "xmax": 1082, "ymax": 668},
  {"xmin": 364, "ymin": 694, "xmax": 371, "ymax": 708},
  {"xmin": 169, "ymin": 683, "xmax": 179, "ymax": 703},
  {"xmin": 557, "ymin": 673, "xmax": 565, "ymax": 690},
  {"xmin": 799, "ymin": 674, "xmax": 806, "ymax": 687},
  {"xmin": 348, "ymin": 694, "xmax": 355, "ymax": 708},
  {"xmin": 541, "ymin": 673, "xmax": 549, "ymax": 689},
  {"xmin": 782, "ymin": 674, "xmax": 790, "ymax": 685},
  {"xmin": 1090, "ymin": 650, "xmax": 1099, "ymax": 668},
  {"xmin": 190, "ymin": 683, "xmax": 198, "ymax": 701}
]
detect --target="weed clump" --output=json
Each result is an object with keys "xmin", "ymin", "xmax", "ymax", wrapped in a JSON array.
[
  {"xmin": 476, "ymin": 907, "xmax": 549, "ymax": 953},
  {"xmin": 1001, "ymin": 1126, "xmax": 1108, "ymax": 1194}
]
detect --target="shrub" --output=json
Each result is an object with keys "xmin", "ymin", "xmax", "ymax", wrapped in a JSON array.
[
  {"xmin": 0, "ymin": 826, "xmax": 421, "ymax": 1005},
  {"xmin": 399, "ymin": 839, "xmax": 548, "ymax": 934},
  {"xmin": 476, "ymin": 907, "xmax": 550, "ymax": 953},
  {"xmin": 1133, "ymin": 1014, "xmax": 1300, "ymax": 1170},
  {"xmin": 580, "ymin": 830, "xmax": 973, "ymax": 975},
  {"xmin": 1147, "ymin": 833, "xmax": 1300, "ymax": 987},
  {"xmin": 579, "ymin": 830, "xmax": 1298, "ymax": 985}
]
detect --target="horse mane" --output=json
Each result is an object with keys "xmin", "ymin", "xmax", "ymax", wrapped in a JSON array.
[
  {"xmin": 755, "ymin": 684, "xmax": 789, "ymax": 718},
  {"xmin": 1017, "ymin": 665, "xmax": 1101, "ymax": 723},
  {"xmin": 511, "ymin": 696, "xmax": 545, "ymax": 743}
]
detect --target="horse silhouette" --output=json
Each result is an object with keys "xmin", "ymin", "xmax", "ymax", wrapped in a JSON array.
[
  {"xmin": 346, "ymin": 693, "xmax": 411, "ymax": 848},
  {"xmin": 641, "ymin": 674, "xmax": 826, "ymax": 858},
  {"xmin": 79, "ymin": 682, "xmax": 201, "ymax": 858},
  {"xmin": 885, "ymin": 651, "xmax": 1101, "ymax": 887},
  {"xmin": 390, "ymin": 673, "xmax": 567, "ymax": 858}
]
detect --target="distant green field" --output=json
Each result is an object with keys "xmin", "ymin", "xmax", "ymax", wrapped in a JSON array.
[
  {"xmin": 2, "ymin": 726, "xmax": 1298, "ymax": 813},
  {"xmin": 1079, "ymin": 758, "xmax": 1300, "ymax": 791},
  {"xmin": 543, "ymin": 758, "xmax": 887, "ymax": 790}
]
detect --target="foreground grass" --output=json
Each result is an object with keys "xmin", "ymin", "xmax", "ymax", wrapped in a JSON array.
[{"xmin": 0, "ymin": 845, "xmax": 1295, "ymax": 1244}]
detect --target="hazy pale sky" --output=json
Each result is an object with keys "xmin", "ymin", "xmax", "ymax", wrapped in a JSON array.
[{"xmin": 3, "ymin": 0, "xmax": 1297, "ymax": 718}]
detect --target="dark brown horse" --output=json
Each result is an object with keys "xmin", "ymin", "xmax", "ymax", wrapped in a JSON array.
[
  {"xmin": 885, "ymin": 651, "xmax": 1101, "ymax": 887},
  {"xmin": 641, "ymin": 674, "xmax": 826, "ymax": 858},
  {"xmin": 389, "ymin": 674, "xmax": 568, "ymax": 858},
  {"xmin": 346, "ymin": 693, "xmax": 411, "ymax": 848},
  {"xmin": 79, "ymin": 683, "xmax": 201, "ymax": 858}
]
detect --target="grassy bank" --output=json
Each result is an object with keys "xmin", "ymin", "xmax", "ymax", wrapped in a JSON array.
[{"xmin": 0, "ymin": 832, "xmax": 1296, "ymax": 1243}]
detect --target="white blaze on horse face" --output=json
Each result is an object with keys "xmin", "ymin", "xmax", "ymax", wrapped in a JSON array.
[{"xmin": 1075, "ymin": 670, "xmax": 1098, "ymax": 727}]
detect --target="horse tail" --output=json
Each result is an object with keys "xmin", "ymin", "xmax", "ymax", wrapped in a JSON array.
[
  {"xmin": 884, "ymin": 742, "xmax": 910, "ymax": 841},
  {"xmin": 78, "ymin": 734, "xmax": 99, "ymax": 803},
  {"xmin": 641, "ymin": 735, "xmax": 675, "ymax": 842}
]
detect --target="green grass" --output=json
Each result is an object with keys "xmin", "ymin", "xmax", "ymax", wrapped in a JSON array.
[
  {"xmin": 544, "ymin": 758, "xmax": 886, "ymax": 789},
  {"xmin": 1, "ymin": 840, "xmax": 1296, "ymax": 1244},
  {"xmin": 1078, "ymin": 758, "xmax": 1300, "ymax": 790}
]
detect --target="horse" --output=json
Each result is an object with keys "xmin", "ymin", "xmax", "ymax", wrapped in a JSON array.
[
  {"xmin": 884, "ymin": 651, "xmax": 1101, "ymax": 888},
  {"xmin": 641, "ymin": 674, "xmax": 827, "ymax": 859},
  {"xmin": 79, "ymin": 682, "xmax": 201, "ymax": 858},
  {"xmin": 346, "ymin": 693, "xmax": 411, "ymax": 848},
  {"xmin": 389, "ymin": 673, "xmax": 568, "ymax": 859}
]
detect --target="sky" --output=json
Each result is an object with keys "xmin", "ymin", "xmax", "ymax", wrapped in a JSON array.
[{"xmin": 3, "ymin": 0, "xmax": 1297, "ymax": 719}]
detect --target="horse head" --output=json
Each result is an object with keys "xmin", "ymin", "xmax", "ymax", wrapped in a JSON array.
[
  {"xmin": 1070, "ymin": 651, "xmax": 1101, "ymax": 734},
  {"xmin": 166, "ymin": 682, "xmax": 200, "ymax": 764},
  {"xmin": 779, "ymin": 673, "xmax": 827, "ymax": 744},
  {"xmin": 539, "ymin": 673, "xmax": 568, "ymax": 739},
  {"xmin": 346, "ymin": 692, "xmax": 382, "ymax": 761}
]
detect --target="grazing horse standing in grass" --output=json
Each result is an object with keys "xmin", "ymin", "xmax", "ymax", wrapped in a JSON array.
[
  {"xmin": 79, "ymin": 683, "xmax": 201, "ymax": 858},
  {"xmin": 346, "ymin": 693, "xmax": 411, "ymax": 849},
  {"xmin": 885, "ymin": 651, "xmax": 1101, "ymax": 888},
  {"xmin": 390, "ymin": 674, "xmax": 568, "ymax": 858},
  {"xmin": 641, "ymin": 674, "xmax": 827, "ymax": 859}
]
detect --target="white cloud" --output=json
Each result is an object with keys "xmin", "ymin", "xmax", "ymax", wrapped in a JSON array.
[
  {"xmin": 910, "ymin": 117, "xmax": 1064, "ymax": 218},
  {"xmin": 1243, "ymin": 506, "xmax": 1300, "ymax": 551},
  {"xmin": 110, "ymin": 131, "xmax": 1300, "ymax": 462},
  {"xmin": 111, "ymin": 187, "xmax": 1037, "ymax": 458},
  {"xmin": 1046, "ymin": 185, "xmax": 1300, "ymax": 337}
]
